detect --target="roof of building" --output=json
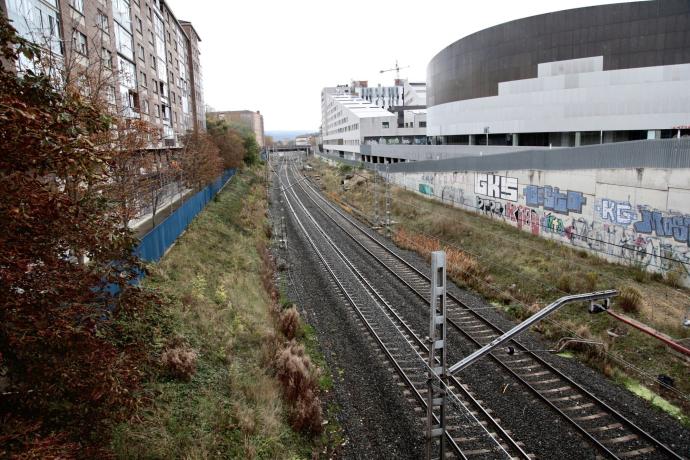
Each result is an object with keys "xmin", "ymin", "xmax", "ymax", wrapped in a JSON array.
[{"xmin": 328, "ymin": 92, "xmax": 394, "ymax": 119}]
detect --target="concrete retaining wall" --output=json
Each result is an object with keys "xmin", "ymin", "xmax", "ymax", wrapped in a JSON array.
[{"xmin": 388, "ymin": 166, "xmax": 690, "ymax": 284}]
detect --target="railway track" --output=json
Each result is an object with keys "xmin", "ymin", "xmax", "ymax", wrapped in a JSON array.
[
  {"xmin": 287, "ymin": 158, "xmax": 684, "ymax": 460},
  {"xmin": 276, "ymin": 159, "xmax": 528, "ymax": 459}
]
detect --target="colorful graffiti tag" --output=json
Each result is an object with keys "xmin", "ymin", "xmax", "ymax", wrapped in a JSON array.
[
  {"xmin": 634, "ymin": 209, "xmax": 690, "ymax": 246},
  {"xmin": 475, "ymin": 173, "xmax": 518, "ymax": 202},
  {"xmin": 505, "ymin": 202, "xmax": 541, "ymax": 235},
  {"xmin": 524, "ymin": 185, "xmax": 586, "ymax": 215},
  {"xmin": 595, "ymin": 199, "xmax": 637, "ymax": 225},
  {"xmin": 418, "ymin": 183, "xmax": 434, "ymax": 196}
]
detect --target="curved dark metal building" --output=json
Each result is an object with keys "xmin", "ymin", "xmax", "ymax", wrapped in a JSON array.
[{"xmin": 426, "ymin": 0, "xmax": 690, "ymax": 146}]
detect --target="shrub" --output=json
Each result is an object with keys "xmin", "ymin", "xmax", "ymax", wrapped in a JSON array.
[
  {"xmin": 664, "ymin": 262, "xmax": 686, "ymax": 288},
  {"xmin": 292, "ymin": 389, "xmax": 323, "ymax": 435},
  {"xmin": 161, "ymin": 346, "xmax": 198, "ymax": 381},
  {"xmin": 617, "ymin": 286, "xmax": 642, "ymax": 314},
  {"xmin": 556, "ymin": 273, "xmax": 574, "ymax": 293},
  {"xmin": 274, "ymin": 341, "xmax": 323, "ymax": 435},
  {"xmin": 280, "ymin": 306, "xmax": 301, "ymax": 340}
]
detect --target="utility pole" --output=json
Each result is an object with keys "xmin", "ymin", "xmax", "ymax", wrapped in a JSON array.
[
  {"xmin": 373, "ymin": 165, "xmax": 380, "ymax": 228},
  {"xmin": 426, "ymin": 251, "xmax": 448, "ymax": 460},
  {"xmin": 385, "ymin": 164, "xmax": 391, "ymax": 238}
]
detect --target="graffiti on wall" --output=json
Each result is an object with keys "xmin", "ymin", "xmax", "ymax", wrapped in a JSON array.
[
  {"xmin": 595, "ymin": 199, "xmax": 637, "ymax": 225},
  {"xmin": 541, "ymin": 212, "xmax": 566, "ymax": 235},
  {"xmin": 476, "ymin": 196, "xmax": 505, "ymax": 218},
  {"xmin": 402, "ymin": 171, "xmax": 688, "ymax": 281},
  {"xmin": 524, "ymin": 185, "xmax": 586, "ymax": 215},
  {"xmin": 475, "ymin": 173, "xmax": 518, "ymax": 202},
  {"xmin": 441, "ymin": 185, "xmax": 468, "ymax": 207},
  {"xmin": 505, "ymin": 202, "xmax": 541, "ymax": 235},
  {"xmin": 634, "ymin": 209, "xmax": 690, "ymax": 246},
  {"xmin": 419, "ymin": 183, "xmax": 434, "ymax": 196}
]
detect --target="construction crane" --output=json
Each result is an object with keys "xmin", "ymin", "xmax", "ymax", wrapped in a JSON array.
[{"xmin": 379, "ymin": 60, "xmax": 410, "ymax": 80}]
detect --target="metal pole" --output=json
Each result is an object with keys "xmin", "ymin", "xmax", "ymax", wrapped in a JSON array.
[
  {"xmin": 373, "ymin": 165, "xmax": 380, "ymax": 228},
  {"xmin": 426, "ymin": 251, "xmax": 447, "ymax": 460},
  {"xmin": 449, "ymin": 290, "xmax": 618, "ymax": 374},
  {"xmin": 385, "ymin": 164, "xmax": 391, "ymax": 238}
]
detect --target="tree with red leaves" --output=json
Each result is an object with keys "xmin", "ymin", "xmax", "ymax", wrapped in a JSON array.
[{"xmin": 0, "ymin": 15, "xmax": 158, "ymax": 457}]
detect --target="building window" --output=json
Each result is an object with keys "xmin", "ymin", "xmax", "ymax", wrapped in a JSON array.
[
  {"xmin": 150, "ymin": 54, "xmax": 156, "ymax": 69},
  {"xmin": 154, "ymin": 104, "xmax": 160, "ymax": 117},
  {"xmin": 101, "ymin": 47, "xmax": 113, "ymax": 69},
  {"xmin": 152, "ymin": 79, "xmax": 158, "ymax": 93},
  {"xmin": 419, "ymin": 121, "xmax": 426, "ymax": 128},
  {"xmin": 140, "ymin": 71, "xmax": 147, "ymax": 87},
  {"xmin": 138, "ymin": 44, "xmax": 145, "ymax": 62},
  {"xmin": 142, "ymin": 99, "xmax": 149, "ymax": 114},
  {"xmin": 70, "ymin": 0, "xmax": 84, "ymax": 14},
  {"xmin": 73, "ymin": 30, "xmax": 87, "ymax": 55},
  {"xmin": 382, "ymin": 121, "xmax": 389, "ymax": 128},
  {"xmin": 135, "ymin": 16, "xmax": 142, "ymax": 33},
  {"xmin": 97, "ymin": 11, "xmax": 109, "ymax": 34}
]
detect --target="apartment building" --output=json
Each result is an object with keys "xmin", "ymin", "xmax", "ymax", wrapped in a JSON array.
[
  {"xmin": 320, "ymin": 80, "xmax": 428, "ymax": 162},
  {"xmin": 2, "ymin": 0, "xmax": 205, "ymax": 146},
  {"xmin": 207, "ymin": 110, "xmax": 265, "ymax": 148}
]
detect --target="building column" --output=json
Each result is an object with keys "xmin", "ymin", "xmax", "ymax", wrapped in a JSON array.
[
  {"xmin": 469, "ymin": 134, "xmax": 476, "ymax": 145},
  {"xmin": 512, "ymin": 133, "xmax": 519, "ymax": 146},
  {"xmin": 575, "ymin": 132, "xmax": 581, "ymax": 147}
]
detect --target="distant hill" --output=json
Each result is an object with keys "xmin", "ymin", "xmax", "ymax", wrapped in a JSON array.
[{"xmin": 266, "ymin": 130, "xmax": 315, "ymax": 142}]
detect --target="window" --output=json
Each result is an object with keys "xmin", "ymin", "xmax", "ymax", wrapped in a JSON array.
[
  {"xmin": 135, "ymin": 16, "xmax": 142, "ymax": 33},
  {"xmin": 138, "ymin": 44, "xmax": 145, "ymax": 61},
  {"xmin": 101, "ymin": 47, "xmax": 113, "ymax": 68},
  {"xmin": 140, "ymin": 71, "xmax": 147, "ymax": 87},
  {"xmin": 419, "ymin": 121, "xmax": 426, "ymax": 128},
  {"xmin": 142, "ymin": 99, "xmax": 149, "ymax": 114},
  {"xmin": 97, "ymin": 10, "xmax": 109, "ymax": 34},
  {"xmin": 73, "ymin": 30, "xmax": 87, "ymax": 55},
  {"xmin": 152, "ymin": 79, "xmax": 158, "ymax": 93},
  {"xmin": 70, "ymin": 0, "xmax": 84, "ymax": 14},
  {"xmin": 170, "ymin": 91, "xmax": 175, "ymax": 103},
  {"xmin": 150, "ymin": 53, "xmax": 156, "ymax": 69},
  {"xmin": 382, "ymin": 121, "xmax": 389, "ymax": 129},
  {"xmin": 128, "ymin": 90, "xmax": 140, "ymax": 112},
  {"xmin": 154, "ymin": 104, "xmax": 160, "ymax": 118}
]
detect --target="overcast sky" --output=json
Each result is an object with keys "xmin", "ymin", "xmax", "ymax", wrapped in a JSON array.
[{"xmin": 166, "ymin": 0, "xmax": 636, "ymax": 132}]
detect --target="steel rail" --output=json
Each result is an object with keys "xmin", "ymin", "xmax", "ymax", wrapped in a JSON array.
[
  {"xmin": 277, "ymin": 161, "xmax": 472, "ymax": 458},
  {"xmin": 284, "ymin": 162, "xmax": 529, "ymax": 458},
  {"xmin": 283, "ymin": 164, "xmax": 521, "ymax": 459},
  {"xmin": 293, "ymin": 162, "xmax": 683, "ymax": 460}
]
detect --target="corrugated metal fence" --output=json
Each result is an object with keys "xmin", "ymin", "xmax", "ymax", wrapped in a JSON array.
[{"xmin": 135, "ymin": 168, "xmax": 236, "ymax": 263}]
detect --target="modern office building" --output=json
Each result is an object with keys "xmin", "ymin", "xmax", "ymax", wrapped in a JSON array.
[
  {"xmin": 207, "ymin": 110, "xmax": 265, "ymax": 148},
  {"xmin": 320, "ymin": 80, "xmax": 428, "ymax": 162},
  {"xmin": 427, "ymin": 0, "xmax": 690, "ymax": 147},
  {"xmin": 2, "ymin": 0, "xmax": 205, "ymax": 146}
]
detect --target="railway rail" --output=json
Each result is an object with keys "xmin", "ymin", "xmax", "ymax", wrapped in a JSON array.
[
  {"xmin": 285, "ymin": 157, "xmax": 684, "ymax": 460},
  {"xmin": 276, "ymin": 159, "xmax": 528, "ymax": 459}
]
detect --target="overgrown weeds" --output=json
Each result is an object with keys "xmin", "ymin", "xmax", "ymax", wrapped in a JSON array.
[
  {"xmin": 618, "ymin": 286, "xmax": 643, "ymax": 314},
  {"xmin": 112, "ymin": 168, "xmax": 316, "ymax": 458}
]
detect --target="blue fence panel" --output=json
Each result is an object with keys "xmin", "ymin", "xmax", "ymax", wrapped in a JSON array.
[{"xmin": 135, "ymin": 168, "xmax": 236, "ymax": 263}]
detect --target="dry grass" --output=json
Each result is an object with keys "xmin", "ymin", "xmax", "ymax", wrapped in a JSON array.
[
  {"xmin": 161, "ymin": 346, "xmax": 198, "ymax": 381},
  {"xmin": 279, "ymin": 306, "xmax": 301, "ymax": 340},
  {"xmin": 275, "ymin": 341, "xmax": 324, "ymax": 435},
  {"xmin": 618, "ymin": 286, "xmax": 643, "ymax": 314},
  {"xmin": 112, "ymin": 168, "xmax": 316, "ymax": 458}
]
